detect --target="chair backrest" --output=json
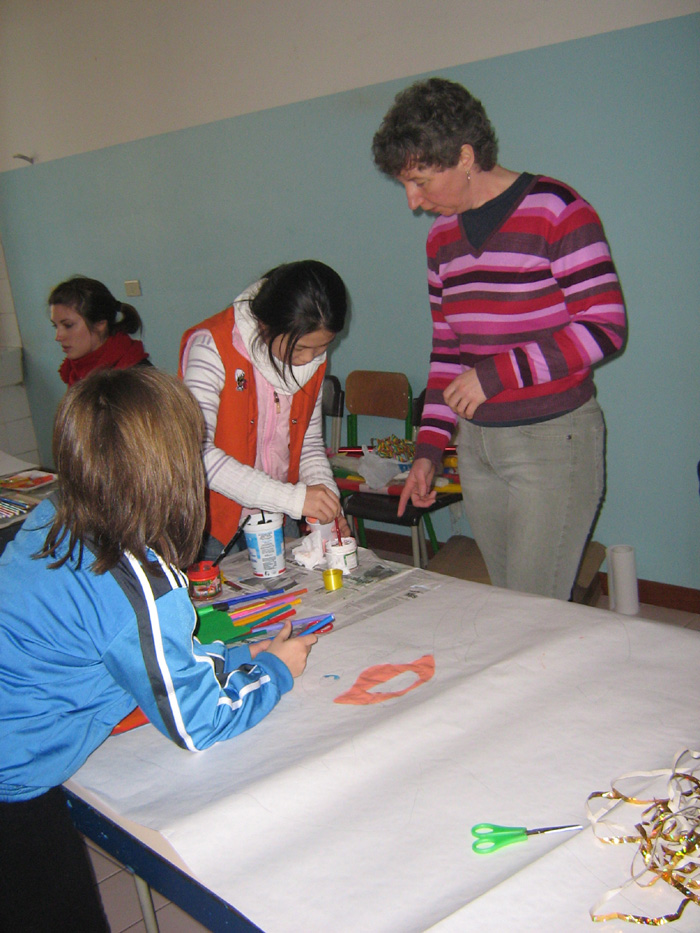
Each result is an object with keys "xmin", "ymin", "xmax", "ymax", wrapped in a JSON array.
[
  {"xmin": 344, "ymin": 370, "xmax": 413, "ymax": 446},
  {"xmin": 322, "ymin": 375, "xmax": 345, "ymax": 454}
]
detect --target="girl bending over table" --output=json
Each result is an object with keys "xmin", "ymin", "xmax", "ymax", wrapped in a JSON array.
[
  {"xmin": 0, "ymin": 367, "xmax": 316, "ymax": 931},
  {"xmin": 180, "ymin": 259, "xmax": 351, "ymax": 559}
]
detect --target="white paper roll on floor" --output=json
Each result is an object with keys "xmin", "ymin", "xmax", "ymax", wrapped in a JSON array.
[{"xmin": 606, "ymin": 545, "xmax": 639, "ymax": 615}]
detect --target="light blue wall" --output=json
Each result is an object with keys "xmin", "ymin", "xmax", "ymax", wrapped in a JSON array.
[{"xmin": 1, "ymin": 15, "xmax": 698, "ymax": 588}]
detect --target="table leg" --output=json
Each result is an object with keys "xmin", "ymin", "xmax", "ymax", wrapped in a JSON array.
[{"xmin": 133, "ymin": 874, "xmax": 160, "ymax": 933}]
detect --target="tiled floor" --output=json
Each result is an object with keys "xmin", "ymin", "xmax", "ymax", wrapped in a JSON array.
[
  {"xmin": 86, "ymin": 552, "xmax": 700, "ymax": 933},
  {"xmin": 87, "ymin": 839, "xmax": 209, "ymax": 932}
]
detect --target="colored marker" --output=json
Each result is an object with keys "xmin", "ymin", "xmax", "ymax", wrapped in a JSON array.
[
  {"xmin": 211, "ymin": 587, "xmax": 285, "ymax": 611},
  {"xmin": 224, "ymin": 627, "xmax": 258, "ymax": 645},
  {"xmin": 254, "ymin": 614, "xmax": 328, "ymax": 632},
  {"xmin": 256, "ymin": 608, "xmax": 297, "ymax": 627},
  {"xmin": 300, "ymin": 614, "xmax": 335, "ymax": 635},
  {"xmin": 0, "ymin": 496, "xmax": 29, "ymax": 513},
  {"xmin": 251, "ymin": 615, "xmax": 334, "ymax": 639},
  {"xmin": 232, "ymin": 603, "xmax": 298, "ymax": 628},
  {"xmin": 228, "ymin": 589, "xmax": 308, "ymax": 622},
  {"xmin": 230, "ymin": 599, "xmax": 301, "ymax": 625}
]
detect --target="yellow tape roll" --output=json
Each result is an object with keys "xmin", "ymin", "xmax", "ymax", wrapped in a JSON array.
[{"xmin": 323, "ymin": 568, "xmax": 343, "ymax": 591}]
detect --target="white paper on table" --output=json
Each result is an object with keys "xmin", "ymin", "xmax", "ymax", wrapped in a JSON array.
[
  {"xmin": 0, "ymin": 450, "xmax": 39, "ymax": 475},
  {"xmin": 71, "ymin": 581, "xmax": 700, "ymax": 933}
]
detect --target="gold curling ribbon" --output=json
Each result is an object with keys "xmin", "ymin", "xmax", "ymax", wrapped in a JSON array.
[{"xmin": 586, "ymin": 749, "xmax": 700, "ymax": 925}]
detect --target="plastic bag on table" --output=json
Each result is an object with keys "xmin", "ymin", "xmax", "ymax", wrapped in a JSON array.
[{"xmin": 359, "ymin": 446, "xmax": 402, "ymax": 489}]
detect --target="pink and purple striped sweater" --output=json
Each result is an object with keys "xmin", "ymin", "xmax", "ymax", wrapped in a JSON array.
[{"xmin": 415, "ymin": 175, "xmax": 627, "ymax": 466}]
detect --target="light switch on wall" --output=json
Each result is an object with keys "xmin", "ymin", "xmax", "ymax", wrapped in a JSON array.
[{"xmin": 124, "ymin": 280, "xmax": 142, "ymax": 297}]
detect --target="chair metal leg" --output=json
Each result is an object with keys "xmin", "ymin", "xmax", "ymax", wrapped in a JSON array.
[
  {"xmin": 354, "ymin": 516, "xmax": 368, "ymax": 548},
  {"xmin": 410, "ymin": 526, "xmax": 422, "ymax": 568},
  {"xmin": 330, "ymin": 417, "xmax": 342, "ymax": 456},
  {"xmin": 417, "ymin": 521, "xmax": 429, "ymax": 568}
]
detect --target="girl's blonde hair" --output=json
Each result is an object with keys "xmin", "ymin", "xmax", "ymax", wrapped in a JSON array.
[{"xmin": 41, "ymin": 367, "xmax": 206, "ymax": 573}]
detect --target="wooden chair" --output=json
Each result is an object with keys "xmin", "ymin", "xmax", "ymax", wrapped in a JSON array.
[{"xmin": 342, "ymin": 370, "xmax": 462, "ymax": 568}]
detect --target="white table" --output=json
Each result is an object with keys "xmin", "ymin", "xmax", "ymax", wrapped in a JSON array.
[{"xmin": 68, "ymin": 551, "xmax": 700, "ymax": 932}]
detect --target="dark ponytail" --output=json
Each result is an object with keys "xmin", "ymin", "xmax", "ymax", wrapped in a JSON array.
[
  {"xmin": 48, "ymin": 276, "xmax": 143, "ymax": 337},
  {"xmin": 113, "ymin": 301, "xmax": 142, "ymax": 336}
]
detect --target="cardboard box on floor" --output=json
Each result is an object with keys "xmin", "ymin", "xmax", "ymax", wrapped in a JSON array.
[{"xmin": 427, "ymin": 537, "xmax": 605, "ymax": 606}]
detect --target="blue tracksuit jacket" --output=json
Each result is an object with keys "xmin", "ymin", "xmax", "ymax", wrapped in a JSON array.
[{"xmin": 0, "ymin": 499, "xmax": 293, "ymax": 801}]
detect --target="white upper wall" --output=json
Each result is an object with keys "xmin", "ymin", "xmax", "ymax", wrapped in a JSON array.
[{"xmin": 1, "ymin": 0, "xmax": 698, "ymax": 173}]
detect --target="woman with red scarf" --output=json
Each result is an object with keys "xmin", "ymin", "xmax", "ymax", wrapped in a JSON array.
[{"xmin": 49, "ymin": 276, "xmax": 150, "ymax": 386}]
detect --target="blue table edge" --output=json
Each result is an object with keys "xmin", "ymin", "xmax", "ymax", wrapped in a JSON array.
[{"xmin": 64, "ymin": 788, "xmax": 264, "ymax": 932}]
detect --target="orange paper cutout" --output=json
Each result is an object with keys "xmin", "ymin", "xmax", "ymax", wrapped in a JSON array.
[
  {"xmin": 111, "ymin": 707, "xmax": 149, "ymax": 734},
  {"xmin": 334, "ymin": 655, "xmax": 435, "ymax": 705}
]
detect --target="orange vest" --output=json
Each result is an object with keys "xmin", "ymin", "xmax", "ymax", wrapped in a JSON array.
[{"xmin": 180, "ymin": 306, "xmax": 326, "ymax": 544}]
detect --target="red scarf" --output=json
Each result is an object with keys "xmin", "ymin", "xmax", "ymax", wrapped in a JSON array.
[{"xmin": 59, "ymin": 333, "xmax": 149, "ymax": 386}]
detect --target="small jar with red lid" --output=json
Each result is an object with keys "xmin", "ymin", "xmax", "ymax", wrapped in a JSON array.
[{"xmin": 186, "ymin": 561, "xmax": 223, "ymax": 600}]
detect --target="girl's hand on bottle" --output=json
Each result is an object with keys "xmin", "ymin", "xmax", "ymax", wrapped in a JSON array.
[{"xmin": 303, "ymin": 484, "xmax": 342, "ymax": 524}]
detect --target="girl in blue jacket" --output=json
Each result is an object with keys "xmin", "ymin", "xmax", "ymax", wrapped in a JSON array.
[{"xmin": 0, "ymin": 367, "xmax": 316, "ymax": 931}]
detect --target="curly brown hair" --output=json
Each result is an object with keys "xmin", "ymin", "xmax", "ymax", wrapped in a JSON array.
[{"xmin": 372, "ymin": 77, "xmax": 498, "ymax": 176}]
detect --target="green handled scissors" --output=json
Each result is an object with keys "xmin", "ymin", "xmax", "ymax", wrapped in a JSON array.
[{"xmin": 471, "ymin": 822, "xmax": 582, "ymax": 854}]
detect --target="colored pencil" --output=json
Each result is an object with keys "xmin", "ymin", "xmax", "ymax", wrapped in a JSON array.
[
  {"xmin": 255, "ymin": 614, "xmax": 333, "ymax": 634},
  {"xmin": 231, "ymin": 602, "xmax": 299, "ymax": 628},
  {"xmin": 240, "ymin": 610, "xmax": 298, "ymax": 639},
  {"xmin": 229, "ymin": 598, "xmax": 300, "ymax": 623},
  {"xmin": 227, "ymin": 589, "xmax": 308, "ymax": 622},
  {"xmin": 300, "ymin": 615, "xmax": 335, "ymax": 635},
  {"xmin": 211, "ymin": 587, "xmax": 285, "ymax": 611}
]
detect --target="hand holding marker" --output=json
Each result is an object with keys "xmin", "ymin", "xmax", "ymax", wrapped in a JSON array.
[
  {"xmin": 198, "ymin": 582, "xmax": 335, "ymax": 642},
  {"xmin": 252, "ymin": 614, "xmax": 334, "ymax": 641},
  {"xmin": 201, "ymin": 525, "xmax": 333, "ymax": 678},
  {"xmin": 255, "ymin": 615, "xmax": 329, "ymax": 678}
]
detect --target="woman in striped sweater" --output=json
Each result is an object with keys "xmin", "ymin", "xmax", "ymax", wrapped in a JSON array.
[{"xmin": 372, "ymin": 77, "xmax": 627, "ymax": 600}]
